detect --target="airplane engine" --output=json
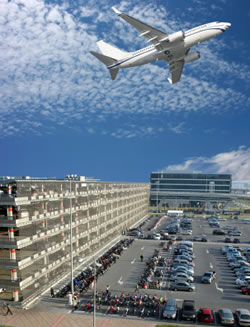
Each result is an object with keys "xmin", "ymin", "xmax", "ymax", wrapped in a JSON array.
[
  {"xmin": 168, "ymin": 31, "xmax": 185, "ymax": 43},
  {"xmin": 184, "ymin": 51, "xmax": 200, "ymax": 63}
]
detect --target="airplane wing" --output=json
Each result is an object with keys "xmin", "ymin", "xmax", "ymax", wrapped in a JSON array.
[
  {"xmin": 112, "ymin": 7, "xmax": 168, "ymax": 50},
  {"xmin": 167, "ymin": 60, "xmax": 185, "ymax": 84}
]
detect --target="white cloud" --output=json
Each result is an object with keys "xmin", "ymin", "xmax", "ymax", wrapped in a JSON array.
[
  {"xmin": 168, "ymin": 122, "xmax": 185, "ymax": 134},
  {"xmin": 107, "ymin": 125, "xmax": 163, "ymax": 139},
  {"xmin": 161, "ymin": 146, "xmax": 250, "ymax": 180}
]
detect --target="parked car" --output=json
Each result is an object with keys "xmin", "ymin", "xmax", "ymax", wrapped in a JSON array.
[
  {"xmin": 127, "ymin": 231, "xmax": 141, "ymax": 237},
  {"xmin": 193, "ymin": 235, "xmax": 207, "ymax": 242},
  {"xmin": 198, "ymin": 308, "xmax": 214, "ymax": 323},
  {"xmin": 236, "ymin": 275, "xmax": 250, "ymax": 287},
  {"xmin": 225, "ymin": 237, "xmax": 231, "ymax": 243},
  {"xmin": 181, "ymin": 229, "xmax": 192, "ymax": 235},
  {"xmin": 169, "ymin": 280, "xmax": 195, "ymax": 292},
  {"xmin": 173, "ymin": 259, "xmax": 195, "ymax": 267},
  {"xmin": 230, "ymin": 260, "xmax": 249, "ymax": 269},
  {"xmin": 218, "ymin": 308, "xmax": 235, "ymax": 325},
  {"xmin": 172, "ymin": 262, "xmax": 195, "ymax": 271},
  {"xmin": 181, "ymin": 300, "xmax": 196, "ymax": 321},
  {"xmin": 236, "ymin": 268, "xmax": 250, "ymax": 277},
  {"xmin": 228, "ymin": 230, "xmax": 241, "ymax": 236},
  {"xmin": 162, "ymin": 298, "xmax": 178, "ymax": 320},
  {"xmin": 235, "ymin": 308, "xmax": 250, "ymax": 327},
  {"xmin": 241, "ymin": 285, "xmax": 250, "ymax": 295},
  {"xmin": 169, "ymin": 272, "xmax": 194, "ymax": 283},
  {"xmin": 176, "ymin": 255, "xmax": 193, "ymax": 262},
  {"xmin": 171, "ymin": 266, "xmax": 194, "ymax": 275},
  {"xmin": 152, "ymin": 233, "xmax": 161, "ymax": 240},
  {"xmin": 175, "ymin": 246, "xmax": 193, "ymax": 253},
  {"xmin": 213, "ymin": 229, "xmax": 226, "ymax": 235},
  {"xmin": 223, "ymin": 225, "xmax": 234, "ymax": 231},
  {"xmin": 180, "ymin": 241, "xmax": 193, "ymax": 247}
]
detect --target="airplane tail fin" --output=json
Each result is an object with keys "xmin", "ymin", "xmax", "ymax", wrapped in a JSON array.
[
  {"xmin": 90, "ymin": 51, "xmax": 119, "ymax": 80},
  {"xmin": 97, "ymin": 40, "xmax": 128, "ymax": 60}
]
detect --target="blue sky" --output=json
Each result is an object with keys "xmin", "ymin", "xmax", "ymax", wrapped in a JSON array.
[{"xmin": 1, "ymin": 0, "xmax": 250, "ymax": 183}]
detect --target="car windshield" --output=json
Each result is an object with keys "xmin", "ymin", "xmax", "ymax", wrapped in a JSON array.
[
  {"xmin": 241, "ymin": 315, "xmax": 250, "ymax": 320},
  {"xmin": 166, "ymin": 306, "xmax": 175, "ymax": 311},
  {"xmin": 203, "ymin": 314, "xmax": 211, "ymax": 318},
  {"xmin": 223, "ymin": 313, "xmax": 233, "ymax": 318},
  {"xmin": 185, "ymin": 305, "xmax": 194, "ymax": 310}
]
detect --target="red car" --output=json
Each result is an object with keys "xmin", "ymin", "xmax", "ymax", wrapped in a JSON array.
[
  {"xmin": 198, "ymin": 308, "xmax": 214, "ymax": 323},
  {"xmin": 241, "ymin": 285, "xmax": 250, "ymax": 295}
]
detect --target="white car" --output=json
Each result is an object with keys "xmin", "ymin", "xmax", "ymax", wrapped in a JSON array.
[
  {"xmin": 235, "ymin": 309, "xmax": 250, "ymax": 327},
  {"xmin": 236, "ymin": 276, "xmax": 250, "ymax": 287},
  {"xmin": 152, "ymin": 233, "xmax": 161, "ymax": 240},
  {"xmin": 236, "ymin": 269, "xmax": 250, "ymax": 277},
  {"xmin": 181, "ymin": 229, "xmax": 192, "ymax": 235}
]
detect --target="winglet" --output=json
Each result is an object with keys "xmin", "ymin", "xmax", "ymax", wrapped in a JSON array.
[{"xmin": 112, "ymin": 7, "xmax": 121, "ymax": 15}]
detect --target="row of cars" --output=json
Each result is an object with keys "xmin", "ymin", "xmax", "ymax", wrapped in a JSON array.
[
  {"xmin": 168, "ymin": 241, "xmax": 196, "ymax": 292},
  {"xmin": 210, "ymin": 218, "xmax": 242, "ymax": 244},
  {"xmin": 222, "ymin": 245, "xmax": 250, "ymax": 294},
  {"xmin": 162, "ymin": 298, "xmax": 250, "ymax": 326}
]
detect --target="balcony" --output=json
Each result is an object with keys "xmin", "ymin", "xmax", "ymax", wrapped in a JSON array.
[{"xmin": 0, "ymin": 216, "xmax": 31, "ymax": 228}]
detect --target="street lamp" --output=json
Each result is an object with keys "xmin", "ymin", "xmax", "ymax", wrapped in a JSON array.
[{"xmin": 93, "ymin": 256, "xmax": 97, "ymax": 327}]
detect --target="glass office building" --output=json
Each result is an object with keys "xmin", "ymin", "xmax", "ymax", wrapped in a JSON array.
[
  {"xmin": 151, "ymin": 172, "xmax": 232, "ymax": 193},
  {"xmin": 150, "ymin": 172, "xmax": 232, "ymax": 207}
]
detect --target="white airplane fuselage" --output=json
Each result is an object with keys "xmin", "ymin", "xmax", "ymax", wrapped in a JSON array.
[{"xmin": 109, "ymin": 22, "xmax": 230, "ymax": 70}]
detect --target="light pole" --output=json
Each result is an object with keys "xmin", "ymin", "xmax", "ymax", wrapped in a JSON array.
[{"xmin": 93, "ymin": 257, "xmax": 96, "ymax": 327}]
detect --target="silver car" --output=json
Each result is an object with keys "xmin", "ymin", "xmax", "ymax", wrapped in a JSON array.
[
  {"xmin": 169, "ymin": 280, "xmax": 195, "ymax": 292},
  {"xmin": 218, "ymin": 308, "xmax": 235, "ymax": 325},
  {"xmin": 235, "ymin": 309, "xmax": 250, "ymax": 327},
  {"xmin": 169, "ymin": 272, "xmax": 194, "ymax": 283},
  {"xmin": 171, "ymin": 267, "xmax": 194, "ymax": 276}
]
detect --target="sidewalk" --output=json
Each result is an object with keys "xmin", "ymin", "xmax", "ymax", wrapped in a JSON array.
[{"xmin": 0, "ymin": 309, "xmax": 157, "ymax": 327}]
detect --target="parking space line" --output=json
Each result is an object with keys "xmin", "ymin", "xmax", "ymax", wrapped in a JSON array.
[
  {"xmin": 118, "ymin": 276, "xmax": 123, "ymax": 285},
  {"xmin": 215, "ymin": 282, "xmax": 223, "ymax": 292},
  {"xmin": 131, "ymin": 258, "xmax": 135, "ymax": 264}
]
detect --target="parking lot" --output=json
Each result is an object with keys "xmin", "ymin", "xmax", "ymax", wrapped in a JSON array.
[{"xmin": 31, "ymin": 214, "xmax": 250, "ymax": 325}]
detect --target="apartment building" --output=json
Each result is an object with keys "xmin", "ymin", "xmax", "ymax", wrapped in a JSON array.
[{"xmin": 0, "ymin": 177, "xmax": 150, "ymax": 305}]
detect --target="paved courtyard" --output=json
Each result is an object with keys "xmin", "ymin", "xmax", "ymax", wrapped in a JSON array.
[{"xmin": 0, "ymin": 309, "xmax": 158, "ymax": 327}]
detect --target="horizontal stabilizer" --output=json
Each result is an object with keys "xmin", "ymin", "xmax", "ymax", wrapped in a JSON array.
[
  {"xmin": 97, "ymin": 40, "xmax": 128, "ymax": 60},
  {"xmin": 90, "ymin": 51, "xmax": 117, "ymax": 67},
  {"xmin": 90, "ymin": 51, "xmax": 119, "ymax": 80}
]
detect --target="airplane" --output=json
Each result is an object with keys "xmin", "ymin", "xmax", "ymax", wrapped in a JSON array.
[{"xmin": 90, "ymin": 7, "xmax": 231, "ymax": 84}]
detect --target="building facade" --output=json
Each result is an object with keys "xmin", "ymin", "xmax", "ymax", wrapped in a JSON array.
[
  {"xmin": 150, "ymin": 172, "xmax": 232, "ymax": 208},
  {"xmin": 0, "ymin": 178, "xmax": 149, "ymax": 304}
]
